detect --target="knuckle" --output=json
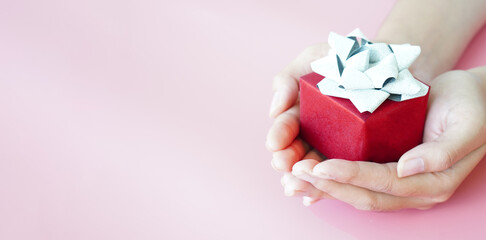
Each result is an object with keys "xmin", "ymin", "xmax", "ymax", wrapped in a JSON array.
[
  {"xmin": 384, "ymin": 171, "xmax": 418, "ymax": 197},
  {"xmin": 286, "ymin": 104, "xmax": 300, "ymax": 117},
  {"xmin": 417, "ymin": 203, "xmax": 436, "ymax": 210},
  {"xmin": 368, "ymin": 163, "xmax": 407, "ymax": 196},
  {"xmin": 431, "ymin": 191, "xmax": 454, "ymax": 204},
  {"xmin": 395, "ymin": 186, "xmax": 419, "ymax": 197},
  {"xmin": 278, "ymin": 117, "xmax": 298, "ymax": 139},
  {"xmin": 287, "ymin": 142, "xmax": 299, "ymax": 159},
  {"xmin": 375, "ymin": 178, "xmax": 395, "ymax": 195},
  {"xmin": 325, "ymin": 159, "xmax": 360, "ymax": 184},
  {"xmin": 373, "ymin": 164, "xmax": 396, "ymax": 194},
  {"xmin": 292, "ymin": 139, "xmax": 306, "ymax": 158},
  {"xmin": 340, "ymin": 161, "xmax": 360, "ymax": 184},
  {"xmin": 427, "ymin": 172, "xmax": 457, "ymax": 204},
  {"xmin": 354, "ymin": 195, "xmax": 380, "ymax": 211},
  {"xmin": 437, "ymin": 147, "xmax": 456, "ymax": 171}
]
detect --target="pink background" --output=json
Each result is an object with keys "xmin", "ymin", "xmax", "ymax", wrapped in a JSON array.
[{"xmin": 1, "ymin": 0, "xmax": 486, "ymax": 239}]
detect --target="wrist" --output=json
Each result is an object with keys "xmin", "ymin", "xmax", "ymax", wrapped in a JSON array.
[
  {"xmin": 372, "ymin": 0, "xmax": 486, "ymax": 84},
  {"xmin": 374, "ymin": 31, "xmax": 438, "ymax": 84}
]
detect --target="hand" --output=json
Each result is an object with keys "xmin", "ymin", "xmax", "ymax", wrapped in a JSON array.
[
  {"xmin": 268, "ymin": 58, "xmax": 486, "ymax": 210},
  {"xmin": 297, "ymin": 70, "xmax": 486, "ymax": 210},
  {"xmin": 266, "ymin": 43, "xmax": 328, "ymax": 171}
]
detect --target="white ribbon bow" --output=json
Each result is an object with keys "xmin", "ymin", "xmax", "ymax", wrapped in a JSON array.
[{"xmin": 311, "ymin": 29, "xmax": 429, "ymax": 113}]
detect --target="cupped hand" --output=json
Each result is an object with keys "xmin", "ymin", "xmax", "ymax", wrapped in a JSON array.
[
  {"xmin": 266, "ymin": 43, "xmax": 328, "ymax": 171},
  {"xmin": 269, "ymin": 60, "xmax": 486, "ymax": 210},
  {"xmin": 297, "ymin": 70, "xmax": 486, "ymax": 210}
]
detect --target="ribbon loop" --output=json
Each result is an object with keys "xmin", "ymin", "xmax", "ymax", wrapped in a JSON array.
[{"xmin": 311, "ymin": 29, "xmax": 429, "ymax": 113}]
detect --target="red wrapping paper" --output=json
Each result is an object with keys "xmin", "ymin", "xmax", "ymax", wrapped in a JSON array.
[{"xmin": 299, "ymin": 72, "xmax": 429, "ymax": 163}]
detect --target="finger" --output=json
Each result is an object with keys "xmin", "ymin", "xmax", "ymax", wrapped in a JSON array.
[
  {"xmin": 266, "ymin": 104, "xmax": 300, "ymax": 151},
  {"xmin": 281, "ymin": 173, "xmax": 333, "ymax": 200},
  {"xmin": 272, "ymin": 138, "xmax": 310, "ymax": 172},
  {"xmin": 281, "ymin": 172, "xmax": 294, "ymax": 186},
  {"xmin": 294, "ymin": 163, "xmax": 433, "ymax": 211},
  {"xmin": 292, "ymin": 160, "xmax": 436, "ymax": 210},
  {"xmin": 309, "ymin": 144, "xmax": 486, "ymax": 206},
  {"xmin": 302, "ymin": 196, "xmax": 320, "ymax": 207},
  {"xmin": 310, "ymin": 159, "xmax": 444, "ymax": 198},
  {"xmin": 269, "ymin": 75, "xmax": 299, "ymax": 119},
  {"xmin": 283, "ymin": 174, "xmax": 309, "ymax": 197},
  {"xmin": 292, "ymin": 158, "xmax": 321, "ymax": 177},
  {"xmin": 269, "ymin": 43, "xmax": 329, "ymax": 118},
  {"xmin": 308, "ymin": 177, "xmax": 432, "ymax": 211},
  {"xmin": 290, "ymin": 150, "xmax": 326, "ymax": 180},
  {"xmin": 289, "ymin": 153, "xmax": 333, "ymax": 204}
]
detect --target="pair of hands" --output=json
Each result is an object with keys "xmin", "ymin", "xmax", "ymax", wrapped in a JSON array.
[{"xmin": 266, "ymin": 43, "xmax": 486, "ymax": 211}]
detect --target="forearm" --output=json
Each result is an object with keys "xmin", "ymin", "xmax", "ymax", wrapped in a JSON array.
[{"xmin": 375, "ymin": 0, "xmax": 486, "ymax": 83}]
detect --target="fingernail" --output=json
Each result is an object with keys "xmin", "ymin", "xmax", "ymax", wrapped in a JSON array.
[
  {"xmin": 302, "ymin": 196, "xmax": 314, "ymax": 206},
  {"xmin": 272, "ymin": 154, "xmax": 287, "ymax": 172},
  {"xmin": 271, "ymin": 159, "xmax": 279, "ymax": 171},
  {"xmin": 284, "ymin": 186, "xmax": 295, "ymax": 196},
  {"xmin": 281, "ymin": 174, "xmax": 291, "ymax": 185},
  {"xmin": 265, "ymin": 137, "xmax": 276, "ymax": 151},
  {"xmin": 269, "ymin": 91, "xmax": 282, "ymax": 117},
  {"xmin": 399, "ymin": 158, "xmax": 425, "ymax": 177}
]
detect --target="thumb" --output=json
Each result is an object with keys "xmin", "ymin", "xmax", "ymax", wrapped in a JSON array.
[
  {"xmin": 269, "ymin": 43, "xmax": 328, "ymax": 118},
  {"xmin": 397, "ymin": 123, "xmax": 484, "ymax": 178}
]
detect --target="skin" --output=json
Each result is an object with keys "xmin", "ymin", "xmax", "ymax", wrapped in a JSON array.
[{"xmin": 267, "ymin": 0, "xmax": 486, "ymax": 210}]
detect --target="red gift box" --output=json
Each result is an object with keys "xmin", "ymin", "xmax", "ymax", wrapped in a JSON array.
[{"xmin": 299, "ymin": 72, "xmax": 429, "ymax": 163}]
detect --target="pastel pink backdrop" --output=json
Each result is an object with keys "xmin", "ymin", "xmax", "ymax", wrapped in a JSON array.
[{"xmin": 1, "ymin": 0, "xmax": 485, "ymax": 239}]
